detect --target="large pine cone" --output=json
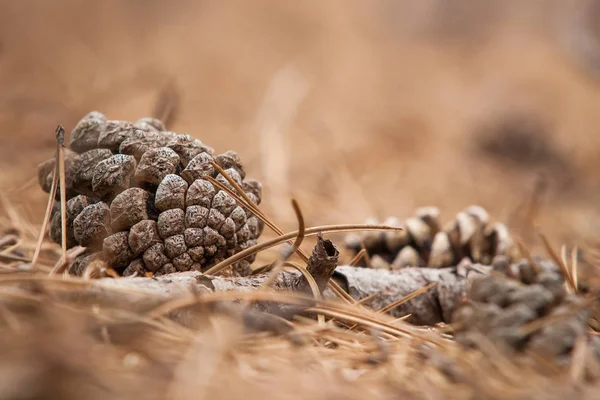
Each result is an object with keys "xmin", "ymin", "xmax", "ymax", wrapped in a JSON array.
[
  {"xmin": 345, "ymin": 206, "xmax": 517, "ymax": 269},
  {"xmin": 38, "ymin": 112, "xmax": 264, "ymax": 277}
]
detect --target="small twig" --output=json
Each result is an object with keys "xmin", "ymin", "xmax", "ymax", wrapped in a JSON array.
[
  {"xmin": 261, "ymin": 199, "xmax": 306, "ymax": 288},
  {"xmin": 50, "ymin": 126, "xmax": 68, "ymax": 276},
  {"xmin": 31, "ymin": 137, "xmax": 59, "ymax": 270}
]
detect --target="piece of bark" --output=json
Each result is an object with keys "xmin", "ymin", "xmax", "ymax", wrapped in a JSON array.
[
  {"xmin": 333, "ymin": 265, "xmax": 489, "ymax": 325},
  {"xmin": 79, "ymin": 264, "xmax": 488, "ymax": 325}
]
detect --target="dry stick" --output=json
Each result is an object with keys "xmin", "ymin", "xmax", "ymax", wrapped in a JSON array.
[
  {"xmin": 31, "ymin": 137, "xmax": 60, "ymax": 269},
  {"xmin": 50, "ymin": 126, "xmax": 68, "ymax": 276},
  {"xmin": 202, "ymin": 224, "xmax": 401, "ymax": 276},
  {"xmin": 38, "ymin": 264, "xmax": 467, "ymax": 327},
  {"xmin": 538, "ymin": 231, "xmax": 577, "ymax": 292},
  {"xmin": 208, "ymin": 163, "xmax": 356, "ymax": 304}
]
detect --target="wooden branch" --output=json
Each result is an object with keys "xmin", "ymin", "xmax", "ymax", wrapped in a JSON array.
[{"xmin": 88, "ymin": 263, "xmax": 489, "ymax": 325}]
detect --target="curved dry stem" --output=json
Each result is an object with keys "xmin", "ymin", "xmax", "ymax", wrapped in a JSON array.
[
  {"xmin": 261, "ymin": 199, "xmax": 306, "ymax": 287},
  {"xmin": 281, "ymin": 261, "xmax": 325, "ymax": 324},
  {"xmin": 31, "ymin": 157, "xmax": 58, "ymax": 269},
  {"xmin": 49, "ymin": 126, "xmax": 68, "ymax": 276},
  {"xmin": 209, "ymin": 162, "xmax": 311, "ymax": 261},
  {"xmin": 208, "ymin": 164, "xmax": 355, "ymax": 303},
  {"xmin": 202, "ymin": 224, "xmax": 402, "ymax": 276},
  {"xmin": 206, "ymin": 176, "xmax": 280, "ymax": 238}
]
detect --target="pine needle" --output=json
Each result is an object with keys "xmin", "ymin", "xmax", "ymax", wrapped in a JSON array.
[
  {"xmin": 31, "ymin": 144, "xmax": 59, "ymax": 269},
  {"xmin": 538, "ymin": 231, "xmax": 577, "ymax": 292},
  {"xmin": 50, "ymin": 126, "xmax": 68, "ymax": 276},
  {"xmin": 202, "ymin": 224, "xmax": 402, "ymax": 276},
  {"xmin": 347, "ymin": 248, "xmax": 367, "ymax": 267},
  {"xmin": 206, "ymin": 167, "xmax": 360, "ymax": 304}
]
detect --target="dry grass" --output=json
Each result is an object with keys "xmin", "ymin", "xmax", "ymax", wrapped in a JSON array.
[
  {"xmin": 0, "ymin": 267, "xmax": 598, "ymax": 400},
  {"xmin": 2, "ymin": 1, "xmax": 600, "ymax": 398}
]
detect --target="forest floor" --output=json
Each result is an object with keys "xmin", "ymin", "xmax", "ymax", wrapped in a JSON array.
[{"xmin": 2, "ymin": 1, "xmax": 600, "ymax": 399}]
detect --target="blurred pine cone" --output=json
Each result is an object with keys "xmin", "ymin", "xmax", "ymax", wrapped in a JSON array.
[
  {"xmin": 38, "ymin": 112, "xmax": 264, "ymax": 277},
  {"xmin": 453, "ymin": 258, "xmax": 600, "ymax": 364},
  {"xmin": 345, "ymin": 206, "xmax": 517, "ymax": 269}
]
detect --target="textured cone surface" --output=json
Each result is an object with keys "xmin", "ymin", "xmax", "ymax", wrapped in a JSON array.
[
  {"xmin": 38, "ymin": 112, "xmax": 264, "ymax": 277},
  {"xmin": 452, "ymin": 258, "xmax": 600, "ymax": 364},
  {"xmin": 346, "ymin": 205, "xmax": 517, "ymax": 270}
]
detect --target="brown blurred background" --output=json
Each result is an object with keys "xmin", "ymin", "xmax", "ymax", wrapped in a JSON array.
[{"xmin": 2, "ymin": 0, "xmax": 600, "ymax": 251}]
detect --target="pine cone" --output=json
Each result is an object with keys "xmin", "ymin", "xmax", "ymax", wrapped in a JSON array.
[
  {"xmin": 38, "ymin": 111, "xmax": 264, "ymax": 277},
  {"xmin": 453, "ymin": 258, "xmax": 599, "ymax": 364},
  {"xmin": 345, "ymin": 205, "xmax": 516, "ymax": 270}
]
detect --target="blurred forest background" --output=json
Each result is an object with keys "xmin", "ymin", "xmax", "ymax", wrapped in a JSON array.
[{"xmin": 2, "ymin": 0, "xmax": 600, "ymax": 251}]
